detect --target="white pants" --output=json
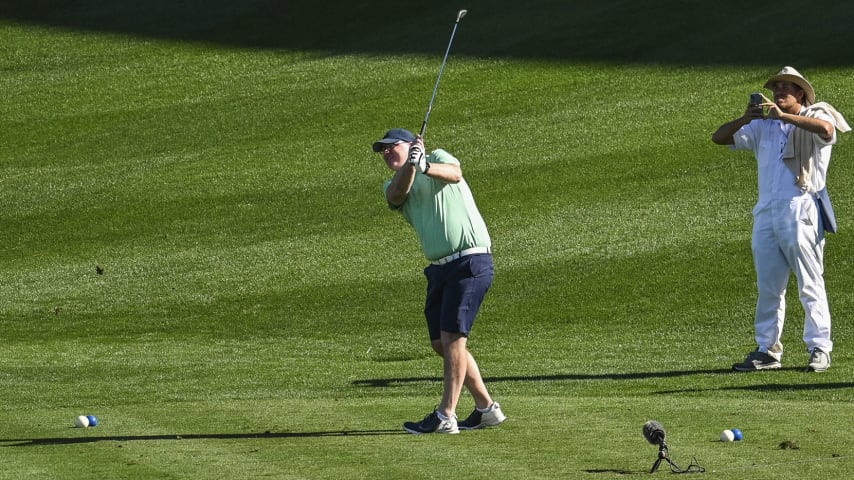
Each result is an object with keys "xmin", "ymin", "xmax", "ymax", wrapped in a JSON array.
[{"xmin": 751, "ymin": 196, "xmax": 832, "ymax": 360}]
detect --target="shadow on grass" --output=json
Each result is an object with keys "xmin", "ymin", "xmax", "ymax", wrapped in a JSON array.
[
  {"xmin": 583, "ymin": 469, "xmax": 639, "ymax": 475},
  {"xmin": 353, "ymin": 368, "xmax": 734, "ymax": 387},
  {"xmin": 725, "ymin": 381, "xmax": 854, "ymax": 391},
  {"xmin": 657, "ymin": 380, "xmax": 854, "ymax": 395},
  {"xmin": 583, "ymin": 469, "xmax": 642, "ymax": 475},
  {"xmin": 3, "ymin": 0, "xmax": 854, "ymax": 65},
  {"xmin": 1, "ymin": 429, "xmax": 406, "ymax": 447}
]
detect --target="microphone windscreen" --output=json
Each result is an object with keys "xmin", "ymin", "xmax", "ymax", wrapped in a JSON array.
[{"xmin": 643, "ymin": 420, "xmax": 666, "ymax": 445}]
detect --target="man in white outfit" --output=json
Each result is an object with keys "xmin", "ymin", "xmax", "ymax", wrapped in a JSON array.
[{"xmin": 712, "ymin": 66, "xmax": 850, "ymax": 372}]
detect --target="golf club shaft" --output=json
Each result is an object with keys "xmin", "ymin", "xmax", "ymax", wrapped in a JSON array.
[{"xmin": 420, "ymin": 9, "xmax": 467, "ymax": 138}]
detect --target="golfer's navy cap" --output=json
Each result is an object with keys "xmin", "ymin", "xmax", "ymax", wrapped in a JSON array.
[{"xmin": 372, "ymin": 128, "xmax": 416, "ymax": 152}]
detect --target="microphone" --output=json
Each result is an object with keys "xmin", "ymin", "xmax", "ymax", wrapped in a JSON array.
[
  {"xmin": 643, "ymin": 420, "xmax": 667, "ymax": 447},
  {"xmin": 642, "ymin": 420, "xmax": 705, "ymax": 473}
]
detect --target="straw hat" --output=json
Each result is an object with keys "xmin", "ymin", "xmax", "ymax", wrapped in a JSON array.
[{"xmin": 764, "ymin": 66, "xmax": 815, "ymax": 105}]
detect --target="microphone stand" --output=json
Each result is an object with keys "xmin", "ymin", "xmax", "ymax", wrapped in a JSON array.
[
  {"xmin": 650, "ymin": 442, "xmax": 680, "ymax": 473},
  {"xmin": 643, "ymin": 422, "xmax": 705, "ymax": 474}
]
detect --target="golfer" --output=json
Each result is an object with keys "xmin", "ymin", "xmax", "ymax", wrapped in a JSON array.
[
  {"xmin": 712, "ymin": 67, "xmax": 850, "ymax": 372},
  {"xmin": 373, "ymin": 128, "xmax": 506, "ymax": 434}
]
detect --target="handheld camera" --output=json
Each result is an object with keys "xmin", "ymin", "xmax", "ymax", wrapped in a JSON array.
[{"xmin": 749, "ymin": 92, "xmax": 765, "ymax": 116}]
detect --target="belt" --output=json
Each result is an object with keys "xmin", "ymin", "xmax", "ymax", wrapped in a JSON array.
[{"xmin": 430, "ymin": 246, "xmax": 491, "ymax": 266}]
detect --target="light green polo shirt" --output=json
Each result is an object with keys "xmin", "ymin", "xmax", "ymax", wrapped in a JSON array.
[{"xmin": 384, "ymin": 149, "xmax": 491, "ymax": 262}]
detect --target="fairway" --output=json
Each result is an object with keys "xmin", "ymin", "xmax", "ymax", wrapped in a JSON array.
[{"xmin": 2, "ymin": 1, "xmax": 854, "ymax": 479}]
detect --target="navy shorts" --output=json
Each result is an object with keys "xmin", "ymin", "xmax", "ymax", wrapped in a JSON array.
[{"xmin": 423, "ymin": 254, "xmax": 494, "ymax": 341}]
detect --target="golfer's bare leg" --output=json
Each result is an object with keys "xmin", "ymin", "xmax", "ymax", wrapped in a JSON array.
[
  {"xmin": 437, "ymin": 332, "xmax": 466, "ymax": 417},
  {"xmin": 462, "ymin": 350, "xmax": 494, "ymax": 410},
  {"xmin": 431, "ymin": 337, "xmax": 494, "ymax": 412}
]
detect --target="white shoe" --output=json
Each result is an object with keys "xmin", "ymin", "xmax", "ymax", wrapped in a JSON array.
[
  {"xmin": 807, "ymin": 349, "xmax": 830, "ymax": 372},
  {"xmin": 458, "ymin": 402, "xmax": 507, "ymax": 430},
  {"xmin": 403, "ymin": 410, "xmax": 459, "ymax": 434}
]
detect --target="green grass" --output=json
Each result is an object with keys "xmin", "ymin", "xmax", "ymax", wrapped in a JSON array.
[{"xmin": 2, "ymin": 1, "xmax": 854, "ymax": 478}]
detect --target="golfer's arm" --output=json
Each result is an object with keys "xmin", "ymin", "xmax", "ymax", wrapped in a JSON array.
[
  {"xmin": 385, "ymin": 163, "xmax": 463, "ymax": 206},
  {"xmin": 386, "ymin": 165, "xmax": 416, "ymax": 207},
  {"xmin": 712, "ymin": 116, "xmax": 750, "ymax": 145},
  {"xmin": 425, "ymin": 162, "xmax": 462, "ymax": 184}
]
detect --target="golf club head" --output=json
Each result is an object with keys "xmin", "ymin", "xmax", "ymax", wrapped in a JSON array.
[{"xmin": 456, "ymin": 9, "xmax": 467, "ymax": 21}]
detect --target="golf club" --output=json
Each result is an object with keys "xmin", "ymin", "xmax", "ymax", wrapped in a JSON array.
[{"xmin": 419, "ymin": 9, "xmax": 467, "ymax": 138}]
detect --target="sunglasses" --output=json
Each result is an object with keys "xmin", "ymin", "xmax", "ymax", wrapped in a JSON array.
[{"xmin": 381, "ymin": 141, "xmax": 403, "ymax": 152}]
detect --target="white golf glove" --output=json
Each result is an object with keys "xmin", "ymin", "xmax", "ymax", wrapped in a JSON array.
[{"xmin": 407, "ymin": 141, "xmax": 428, "ymax": 174}]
